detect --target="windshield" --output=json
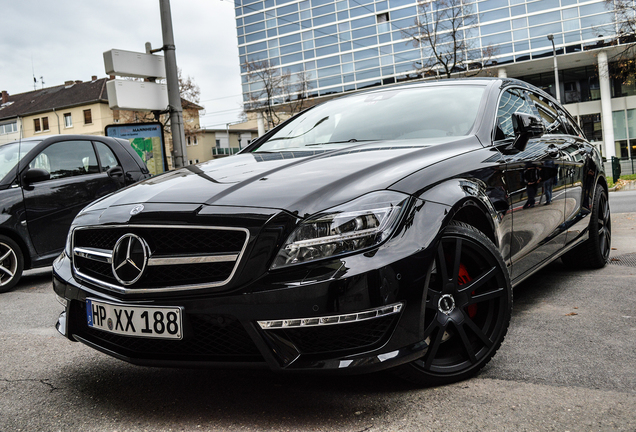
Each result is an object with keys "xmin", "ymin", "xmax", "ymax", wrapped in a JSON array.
[
  {"xmin": 0, "ymin": 141, "xmax": 41, "ymax": 180},
  {"xmin": 253, "ymin": 85, "xmax": 485, "ymax": 152}
]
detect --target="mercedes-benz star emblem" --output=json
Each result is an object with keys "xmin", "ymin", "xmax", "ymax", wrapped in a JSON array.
[
  {"xmin": 111, "ymin": 234, "xmax": 149, "ymax": 286},
  {"xmin": 438, "ymin": 294, "xmax": 456, "ymax": 315},
  {"xmin": 130, "ymin": 204, "xmax": 145, "ymax": 216}
]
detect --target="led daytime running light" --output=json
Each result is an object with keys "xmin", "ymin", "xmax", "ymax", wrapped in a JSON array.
[
  {"xmin": 286, "ymin": 226, "xmax": 381, "ymax": 249},
  {"xmin": 257, "ymin": 303, "xmax": 403, "ymax": 329}
]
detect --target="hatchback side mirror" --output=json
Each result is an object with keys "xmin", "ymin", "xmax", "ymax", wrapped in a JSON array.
[
  {"xmin": 22, "ymin": 168, "xmax": 51, "ymax": 185},
  {"xmin": 511, "ymin": 112, "xmax": 545, "ymax": 152}
]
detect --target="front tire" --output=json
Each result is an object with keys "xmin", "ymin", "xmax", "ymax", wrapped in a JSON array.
[
  {"xmin": 561, "ymin": 184, "xmax": 611, "ymax": 269},
  {"xmin": 393, "ymin": 222, "xmax": 512, "ymax": 386},
  {"xmin": 0, "ymin": 235, "xmax": 24, "ymax": 293}
]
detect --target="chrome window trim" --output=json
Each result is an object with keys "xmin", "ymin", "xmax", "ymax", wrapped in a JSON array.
[{"xmin": 72, "ymin": 224, "xmax": 250, "ymax": 294}]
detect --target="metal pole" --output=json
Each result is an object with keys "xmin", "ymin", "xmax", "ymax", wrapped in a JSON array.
[
  {"xmin": 547, "ymin": 34, "xmax": 560, "ymax": 102},
  {"xmin": 159, "ymin": 0, "xmax": 187, "ymax": 169}
]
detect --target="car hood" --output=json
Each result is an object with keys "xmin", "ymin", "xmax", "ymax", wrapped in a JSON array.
[{"xmin": 85, "ymin": 137, "xmax": 480, "ymax": 218}]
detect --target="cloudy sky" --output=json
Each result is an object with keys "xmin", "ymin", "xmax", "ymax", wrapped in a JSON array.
[{"xmin": 1, "ymin": 0, "xmax": 243, "ymax": 129}]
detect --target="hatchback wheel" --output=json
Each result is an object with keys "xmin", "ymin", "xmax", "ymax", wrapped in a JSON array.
[
  {"xmin": 0, "ymin": 235, "xmax": 24, "ymax": 293},
  {"xmin": 393, "ymin": 222, "xmax": 512, "ymax": 386}
]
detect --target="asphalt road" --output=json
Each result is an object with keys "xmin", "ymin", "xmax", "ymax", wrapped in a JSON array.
[
  {"xmin": 610, "ymin": 188, "xmax": 636, "ymax": 213},
  {"xmin": 1, "ymin": 212, "xmax": 635, "ymax": 431}
]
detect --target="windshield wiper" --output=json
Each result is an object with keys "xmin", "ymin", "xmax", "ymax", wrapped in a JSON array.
[{"xmin": 306, "ymin": 139, "xmax": 367, "ymax": 146}]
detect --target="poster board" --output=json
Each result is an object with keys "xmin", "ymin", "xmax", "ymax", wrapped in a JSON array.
[{"xmin": 105, "ymin": 122, "xmax": 167, "ymax": 176}]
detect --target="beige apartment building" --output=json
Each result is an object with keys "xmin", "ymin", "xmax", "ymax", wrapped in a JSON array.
[
  {"xmin": 191, "ymin": 126, "xmax": 257, "ymax": 164},
  {"xmin": 0, "ymin": 77, "xmax": 113, "ymax": 144},
  {"xmin": 0, "ymin": 77, "xmax": 204, "ymax": 167}
]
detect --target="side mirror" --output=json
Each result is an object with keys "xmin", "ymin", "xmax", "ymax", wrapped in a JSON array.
[
  {"xmin": 22, "ymin": 168, "xmax": 51, "ymax": 185},
  {"xmin": 510, "ymin": 112, "xmax": 545, "ymax": 152}
]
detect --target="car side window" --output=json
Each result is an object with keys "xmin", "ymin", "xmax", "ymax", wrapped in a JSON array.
[
  {"xmin": 528, "ymin": 92, "xmax": 569, "ymax": 134},
  {"xmin": 95, "ymin": 142, "xmax": 120, "ymax": 172},
  {"xmin": 29, "ymin": 140, "xmax": 98, "ymax": 180},
  {"xmin": 496, "ymin": 88, "xmax": 537, "ymax": 140},
  {"xmin": 557, "ymin": 108, "xmax": 581, "ymax": 137}
]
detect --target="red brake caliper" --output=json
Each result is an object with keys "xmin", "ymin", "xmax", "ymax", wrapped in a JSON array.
[{"xmin": 457, "ymin": 263, "xmax": 477, "ymax": 318}]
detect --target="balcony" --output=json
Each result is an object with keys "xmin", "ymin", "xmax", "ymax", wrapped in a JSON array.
[{"xmin": 212, "ymin": 147, "xmax": 242, "ymax": 157}]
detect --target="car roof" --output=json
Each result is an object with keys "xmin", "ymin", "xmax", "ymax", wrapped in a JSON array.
[
  {"xmin": 339, "ymin": 77, "xmax": 500, "ymax": 96},
  {"xmin": 3, "ymin": 134, "xmax": 118, "ymax": 146}
]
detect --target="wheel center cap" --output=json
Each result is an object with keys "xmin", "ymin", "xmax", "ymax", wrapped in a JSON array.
[{"xmin": 438, "ymin": 294, "xmax": 456, "ymax": 315}]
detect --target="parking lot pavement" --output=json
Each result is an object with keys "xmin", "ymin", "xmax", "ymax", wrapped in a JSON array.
[
  {"xmin": 0, "ymin": 214, "xmax": 634, "ymax": 431},
  {"xmin": 609, "ymin": 210, "xmax": 636, "ymax": 259}
]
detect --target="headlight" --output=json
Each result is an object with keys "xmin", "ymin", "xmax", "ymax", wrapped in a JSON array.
[{"xmin": 271, "ymin": 191, "xmax": 409, "ymax": 269}]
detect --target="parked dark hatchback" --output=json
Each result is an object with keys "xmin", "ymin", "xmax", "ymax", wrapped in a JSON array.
[
  {"xmin": 53, "ymin": 79, "xmax": 610, "ymax": 385},
  {"xmin": 0, "ymin": 135, "xmax": 150, "ymax": 292}
]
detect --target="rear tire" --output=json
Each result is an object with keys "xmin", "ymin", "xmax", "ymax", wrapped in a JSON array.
[
  {"xmin": 0, "ymin": 235, "xmax": 24, "ymax": 293},
  {"xmin": 392, "ymin": 222, "xmax": 512, "ymax": 386},
  {"xmin": 561, "ymin": 184, "xmax": 611, "ymax": 269}
]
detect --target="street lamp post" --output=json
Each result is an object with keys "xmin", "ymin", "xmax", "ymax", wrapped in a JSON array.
[{"xmin": 547, "ymin": 34, "xmax": 561, "ymax": 102}]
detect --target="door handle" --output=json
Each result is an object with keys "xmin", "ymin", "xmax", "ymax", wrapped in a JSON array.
[{"xmin": 107, "ymin": 166, "xmax": 124, "ymax": 178}]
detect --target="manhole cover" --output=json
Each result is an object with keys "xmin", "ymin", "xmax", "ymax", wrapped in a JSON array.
[{"xmin": 609, "ymin": 253, "xmax": 636, "ymax": 268}]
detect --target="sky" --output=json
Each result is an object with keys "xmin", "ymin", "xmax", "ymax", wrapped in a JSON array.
[{"xmin": 0, "ymin": 0, "xmax": 244, "ymax": 129}]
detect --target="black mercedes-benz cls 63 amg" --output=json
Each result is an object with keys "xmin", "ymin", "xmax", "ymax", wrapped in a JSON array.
[{"xmin": 53, "ymin": 78, "xmax": 610, "ymax": 385}]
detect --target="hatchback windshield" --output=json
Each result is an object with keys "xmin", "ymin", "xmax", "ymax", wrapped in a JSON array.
[
  {"xmin": 253, "ymin": 85, "xmax": 485, "ymax": 152},
  {"xmin": 0, "ymin": 141, "xmax": 41, "ymax": 180}
]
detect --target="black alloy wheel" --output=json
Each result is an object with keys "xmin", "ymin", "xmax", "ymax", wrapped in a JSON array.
[
  {"xmin": 0, "ymin": 235, "xmax": 24, "ymax": 293},
  {"xmin": 562, "ymin": 184, "xmax": 611, "ymax": 269},
  {"xmin": 394, "ymin": 222, "xmax": 512, "ymax": 386}
]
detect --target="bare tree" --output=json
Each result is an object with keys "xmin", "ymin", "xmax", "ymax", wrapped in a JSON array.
[
  {"xmin": 177, "ymin": 68, "xmax": 201, "ymax": 105},
  {"xmin": 604, "ymin": 0, "xmax": 636, "ymax": 83},
  {"xmin": 402, "ymin": 0, "xmax": 496, "ymax": 78},
  {"xmin": 243, "ymin": 59, "xmax": 313, "ymax": 130},
  {"xmin": 287, "ymin": 68, "xmax": 313, "ymax": 117},
  {"xmin": 243, "ymin": 60, "xmax": 290, "ymax": 129}
]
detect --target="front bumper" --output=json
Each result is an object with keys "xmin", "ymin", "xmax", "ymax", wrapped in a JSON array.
[{"xmin": 53, "ymin": 248, "xmax": 433, "ymax": 374}]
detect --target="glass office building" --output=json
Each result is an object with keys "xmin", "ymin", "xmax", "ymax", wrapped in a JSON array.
[
  {"xmin": 234, "ymin": 0, "xmax": 636, "ymax": 165},
  {"xmin": 235, "ymin": 0, "xmax": 614, "ymax": 100}
]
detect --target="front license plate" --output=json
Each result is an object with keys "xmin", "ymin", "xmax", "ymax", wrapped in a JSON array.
[{"xmin": 86, "ymin": 299, "xmax": 183, "ymax": 340}]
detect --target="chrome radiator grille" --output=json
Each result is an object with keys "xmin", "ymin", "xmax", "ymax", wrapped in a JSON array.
[{"xmin": 72, "ymin": 225, "xmax": 249, "ymax": 293}]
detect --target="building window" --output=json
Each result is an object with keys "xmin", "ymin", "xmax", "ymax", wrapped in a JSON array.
[
  {"xmin": 187, "ymin": 136, "xmax": 191, "ymax": 146},
  {"xmin": 580, "ymin": 113, "xmax": 602, "ymax": 143},
  {"xmin": 193, "ymin": 136, "xmax": 198, "ymax": 145},
  {"xmin": 64, "ymin": 113, "xmax": 72, "ymax": 128},
  {"xmin": 0, "ymin": 121, "xmax": 17, "ymax": 135},
  {"xmin": 376, "ymin": 12, "xmax": 390, "ymax": 33},
  {"xmin": 215, "ymin": 139, "xmax": 221, "ymax": 148},
  {"xmin": 34, "ymin": 118, "xmax": 41, "ymax": 132},
  {"xmin": 42, "ymin": 117, "xmax": 49, "ymax": 131},
  {"xmin": 83, "ymin": 109, "xmax": 92, "ymax": 124}
]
